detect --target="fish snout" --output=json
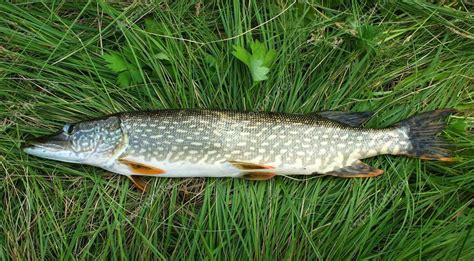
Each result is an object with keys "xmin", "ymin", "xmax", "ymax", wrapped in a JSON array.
[
  {"xmin": 22, "ymin": 132, "xmax": 78, "ymax": 163},
  {"xmin": 23, "ymin": 131, "xmax": 69, "ymax": 149}
]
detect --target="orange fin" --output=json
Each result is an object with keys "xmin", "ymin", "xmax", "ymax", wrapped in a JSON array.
[
  {"xmin": 242, "ymin": 172, "xmax": 276, "ymax": 181},
  {"xmin": 325, "ymin": 161, "xmax": 384, "ymax": 178},
  {"xmin": 119, "ymin": 159, "xmax": 166, "ymax": 175},
  {"xmin": 228, "ymin": 160, "xmax": 274, "ymax": 170},
  {"xmin": 128, "ymin": 176, "xmax": 149, "ymax": 192}
]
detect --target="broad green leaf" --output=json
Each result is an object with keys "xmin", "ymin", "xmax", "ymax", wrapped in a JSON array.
[
  {"xmin": 128, "ymin": 68, "xmax": 143, "ymax": 83},
  {"xmin": 232, "ymin": 40, "xmax": 277, "ymax": 82},
  {"xmin": 103, "ymin": 49, "xmax": 145, "ymax": 86},
  {"xmin": 250, "ymin": 40, "xmax": 267, "ymax": 60},
  {"xmin": 249, "ymin": 59, "xmax": 270, "ymax": 81},
  {"xmin": 263, "ymin": 49, "xmax": 277, "ymax": 67},
  {"xmin": 232, "ymin": 46, "xmax": 251, "ymax": 65},
  {"xmin": 117, "ymin": 71, "xmax": 130, "ymax": 87},
  {"xmin": 102, "ymin": 53, "xmax": 128, "ymax": 72}
]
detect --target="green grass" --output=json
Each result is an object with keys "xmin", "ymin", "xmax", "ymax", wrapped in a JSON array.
[{"xmin": 1, "ymin": 1, "xmax": 473, "ymax": 259}]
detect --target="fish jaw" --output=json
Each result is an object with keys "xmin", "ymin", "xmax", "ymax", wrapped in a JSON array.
[{"xmin": 23, "ymin": 131, "xmax": 85, "ymax": 164}]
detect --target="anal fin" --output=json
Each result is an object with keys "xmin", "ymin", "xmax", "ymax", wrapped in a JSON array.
[{"xmin": 325, "ymin": 161, "xmax": 384, "ymax": 178}]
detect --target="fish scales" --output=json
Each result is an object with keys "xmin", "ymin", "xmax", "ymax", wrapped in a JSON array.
[
  {"xmin": 23, "ymin": 109, "xmax": 456, "ymax": 187},
  {"xmin": 120, "ymin": 110, "xmax": 409, "ymax": 173}
]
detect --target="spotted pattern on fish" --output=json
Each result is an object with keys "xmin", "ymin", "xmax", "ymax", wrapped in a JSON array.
[{"xmin": 119, "ymin": 110, "xmax": 411, "ymax": 173}]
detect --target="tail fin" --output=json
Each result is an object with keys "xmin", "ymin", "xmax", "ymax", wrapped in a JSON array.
[{"xmin": 397, "ymin": 109, "xmax": 456, "ymax": 162}]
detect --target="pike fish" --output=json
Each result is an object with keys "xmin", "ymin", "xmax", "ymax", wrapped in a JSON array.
[{"xmin": 23, "ymin": 109, "xmax": 455, "ymax": 190}]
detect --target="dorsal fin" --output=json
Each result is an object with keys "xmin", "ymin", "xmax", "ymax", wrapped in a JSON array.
[{"xmin": 311, "ymin": 111, "xmax": 373, "ymax": 127}]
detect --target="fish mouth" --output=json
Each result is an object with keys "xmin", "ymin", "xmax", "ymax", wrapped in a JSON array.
[{"xmin": 23, "ymin": 132, "xmax": 80, "ymax": 163}]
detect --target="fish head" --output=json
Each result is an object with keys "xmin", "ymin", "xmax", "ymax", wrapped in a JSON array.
[{"xmin": 23, "ymin": 116, "xmax": 125, "ymax": 166}]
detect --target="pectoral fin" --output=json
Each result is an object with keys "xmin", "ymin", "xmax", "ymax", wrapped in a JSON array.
[
  {"xmin": 313, "ymin": 111, "xmax": 373, "ymax": 127},
  {"xmin": 119, "ymin": 159, "xmax": 166, "ymax": 175},
  {"xmin": 325, "ymin": 161, "xmax": 384, "ymax": 178},
  {"xmin": 128, "ymin": 176, "xmax": 149, "ymax": 192}
]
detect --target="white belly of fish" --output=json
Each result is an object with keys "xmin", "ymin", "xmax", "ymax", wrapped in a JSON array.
[
  {"xmin": 104, "ymin": 161, "xmax": 237, "ymax": 178},
  {"xmin": 102, "ymin": 156, "xmax": 315, "ymax": 178}
]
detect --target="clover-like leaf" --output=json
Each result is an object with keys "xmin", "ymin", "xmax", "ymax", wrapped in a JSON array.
[{"xmin": 232, "ymin": 40, "xmax": 277, "ymax": 82}]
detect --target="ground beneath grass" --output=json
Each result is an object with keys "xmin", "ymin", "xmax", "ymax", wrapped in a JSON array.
[{"xmin": 1, "ymin": 1, "xmax": 473, "ymax": 259}]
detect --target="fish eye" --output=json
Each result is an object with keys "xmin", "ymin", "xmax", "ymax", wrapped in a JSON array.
[{"xmin": 63, "ymin": 123, "xmax": 74, "ymax": 135}]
